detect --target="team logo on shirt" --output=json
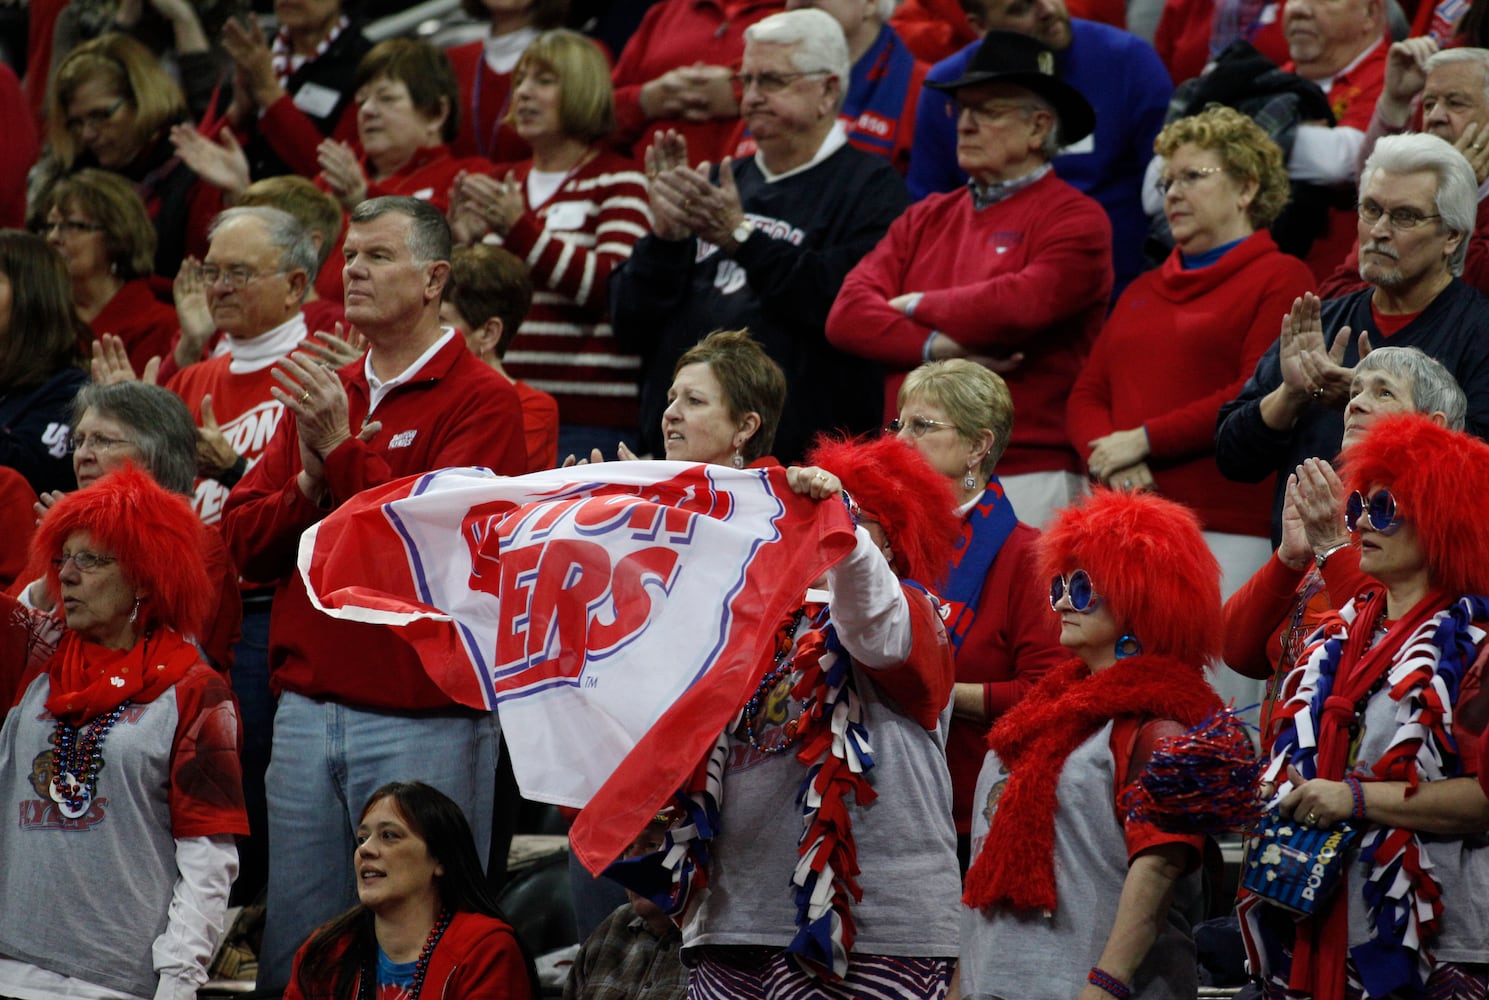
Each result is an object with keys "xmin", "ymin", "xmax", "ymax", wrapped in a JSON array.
[{"xmin": 388, "ymin": 430, "xmax": 418, "ymax": 449}]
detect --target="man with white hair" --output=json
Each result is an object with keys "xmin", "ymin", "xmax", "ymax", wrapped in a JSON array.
[
  {"xmin": 725, "ymin": 0, "xmax": 928, "ymax": 175},
  {"xmin": 1320, "ymin": 41, "xmax": 1489, "ymax": 295},
  {"xmin": 1217, "ymin": 132, "xmax": 1489, "ymax": 542},
  {"xmin": 829, "ymin": 30, "xmax": 1112, "ymax": 530},
  {"xmin": 610, "ymin": 7, "xmax": 908, "ymax": 463}
]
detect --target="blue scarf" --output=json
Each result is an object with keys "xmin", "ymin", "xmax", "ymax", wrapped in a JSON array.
[{"xmin": 941, "ymin": 479, "xmax": 1019, "ymax": 652}]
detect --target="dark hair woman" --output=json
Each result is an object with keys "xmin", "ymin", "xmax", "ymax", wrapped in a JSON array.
[
  {"xmin": 284, "ymin": 781, "xmax": 536, "ymax": 999},
  {"xmin": 0, "ymin": 231, "xmax": 90, "ymax": 496}
]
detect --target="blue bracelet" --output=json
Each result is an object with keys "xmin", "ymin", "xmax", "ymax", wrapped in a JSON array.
[
  {"xmin": 1088, "ymin": 967, "xmax": 1131, "ymax": 1000},
  {"xmin": 1345, "ymin": 776, "xmax": 1367, "ymax": 821}
]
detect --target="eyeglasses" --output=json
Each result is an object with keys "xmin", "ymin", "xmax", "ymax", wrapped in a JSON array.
[
  {"xmin": 1345, "ymin": 488, "xmax": 1403, "ymax": 535},
  {"xmin": 886, "ymin": 416, "xmax": 957, "ymax": 438},
  {"xmin": 66, "ymin": 431, "xmax": 135, "ymax": 454},
  {"xmin": 51, "ymin": 551, "xmax": 117, "ymax": 573},
  {"xmin": 64, "ymin": 97, "xmax": 128, "ymax": 135},
  {"xmin": 1358, "ymin": 200, "xmax": 1442, "ymax": 230},
  {"xmin": 1050, "ymin": 569, "xmax": 1102, "ymax": 613},
  {"xmin": 1154, "ymin": 166, "xmax": 1225, "ymax": 196},
  {"xmin": 199, "ymin": 264, "xmax": 285, "ymax": 289},
  {"xmin": 955, "ymin": 101, "xmax": 1036, "ymax": 128},
  {"xmin": 34, "ymin": 219, "xmax": 105, "ymax": 238},
  {"xmin": 732, "ymin": 70, "xmax": 829, "ymax": 94}
]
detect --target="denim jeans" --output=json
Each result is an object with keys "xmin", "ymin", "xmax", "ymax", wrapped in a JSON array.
[{"xmin": 255, "ymin": 691, "xmax": 499, "ymax": 992}]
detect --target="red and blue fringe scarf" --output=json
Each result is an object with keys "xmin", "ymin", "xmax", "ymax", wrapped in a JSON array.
[
  {"xmin": 1247, "ymin": 590, "xmax": 1488, "ymax": 1000},
  {"xmin": 605, "ymin": 604, "xmax": 875, "ymax": 980}
]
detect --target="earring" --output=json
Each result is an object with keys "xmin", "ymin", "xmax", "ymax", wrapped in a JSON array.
[
  {"xmin": 732, "ymin": 451, "xmax": 744, "ymax": 469},
  {"xmin": 128, "ymin": 597, "xmax": 142, "ymax": 624},
  {"xmin": 963, "ymin": 464, "xmax": 977, "ymax": 490},
  {"xmin": 1114, "ymin": 634, "xmax": 1142, "ymax": 660}
]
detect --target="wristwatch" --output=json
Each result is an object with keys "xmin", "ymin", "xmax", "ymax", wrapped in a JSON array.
[
  {"xmin": 1315, "ymin": 542, "xmax": 1350, "ymax": 570},
  {"xmin": 730, "ymin": 218, "xmax": 754, "ymax": 248}
]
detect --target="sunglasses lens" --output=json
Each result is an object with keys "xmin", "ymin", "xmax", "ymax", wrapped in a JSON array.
[
  {"xmin": 1068, "ymin": 570, "xmax": 1094, "ymax": 612},
  {"xmin": 1048, "ymin": 575, "xmax": 1065, "ymax": 610},
  {"xmin": 1345, "ymin": 491, "xmax": 1365, "ymax": 532},
  {"xmin": 1370, "ymin": 489, "xmax": 1399, "ymax": 534}
]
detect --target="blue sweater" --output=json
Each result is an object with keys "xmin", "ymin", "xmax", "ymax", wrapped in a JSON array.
[{"xmin": 907, "ymin": 19, "xmax": 1172, "ymax": 292}]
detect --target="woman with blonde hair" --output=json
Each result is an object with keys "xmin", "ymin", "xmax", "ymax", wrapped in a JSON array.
[
  {"xmin": 40, "ymin": 32, "xmax": 219, "ymax": 276},
  {"xmin": 449, "ymin": 28, "xmax": 650, "ymax": 461},
  {"xmin": 1068, "ymin": 104, "xmax": 1315, "ymax": 603},
  {"xmin": 891, "ymin": 358, "xmax": 1063, "ymax": 867}
]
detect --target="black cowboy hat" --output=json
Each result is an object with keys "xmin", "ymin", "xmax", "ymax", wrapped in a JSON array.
[{"xmin": 927, "ymin": 30, "xmax": 1096, "ymax": 145}]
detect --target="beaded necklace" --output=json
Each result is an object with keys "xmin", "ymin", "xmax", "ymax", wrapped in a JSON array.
[
  {"xmin": 742, "ymin": 607, "xmax": 807, "ymax": 754},
  {"xmin": 358, "ymin": 907, "xmax": 453, "ymax": 1000},
  {"xmin": 48, "ymin": 701, "xmax": 131, "ymax": 819}
]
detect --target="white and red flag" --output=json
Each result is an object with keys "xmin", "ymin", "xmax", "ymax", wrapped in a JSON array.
[{"xmin": 297, "ymin": 461, "xmax": 855, "ymax": 873}]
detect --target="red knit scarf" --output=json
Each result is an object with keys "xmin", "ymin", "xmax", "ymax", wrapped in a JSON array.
[
  {"xmin": 45, "ymin": 629, "xmax": 200, "ymax": 725},
  {"xmin": 963, "ymin": 654, "xmax": 1222, "ymax": 913}
]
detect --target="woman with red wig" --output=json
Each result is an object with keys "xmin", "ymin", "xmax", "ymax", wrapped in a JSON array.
[
  {"xmin": 628, "ymin": 433, "xmax": 964, "ymax": 997},
  {"xmin": 957, "ymin": 488, "xmax": 1226, "ymax": 1000},
  {"xmin": 0, "ymin": 465, "xmax": 248, "ymax": 1000},
  {"xmin": 1241, "ymin": 413, "xmax": 1489, "ymax": 1000}
]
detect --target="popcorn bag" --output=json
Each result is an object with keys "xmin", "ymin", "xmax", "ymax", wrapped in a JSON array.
[{"xmin": 1241, "ymin": 813, "xmax": 1359, "ymax": 915}]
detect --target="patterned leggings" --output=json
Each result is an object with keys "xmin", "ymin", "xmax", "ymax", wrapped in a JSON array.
[{"xmin": 688, "ymin": 950, "xmax": 954, "ymax": 1000}]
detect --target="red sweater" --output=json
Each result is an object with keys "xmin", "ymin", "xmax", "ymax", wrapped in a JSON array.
[
  {"xmin": 610, "ymin": 0, "xmax": 784, "ymax": 163},
  {"xmin": 92, "ymin": 279, "xmax": 178, "ymax": 375},
  {"xmin": 515, "ymin": 379, "xmax": 559, "ymax": 472},
  {"xmin": 1221, "ymin": 547, "xmax": 1370, "ymax": 681},
  {"xmin": 499, "ymin": 150, "xmax": 650, "ymax": 429},
  {"xmin": 1067, "ymin": 231, "xmax": 1315, "ymax": 536},
  {"xmin": 221, "ymin": 334, "xmax": 526, "ymax": 709},
  {"xmin": 315, "ymin": 144, "xmax": 497, "ymax": 214},
  {"xmin": 1154, "ymin": 0, "xmax": 1215, "ymax": 86},
  {"xmin": 826, "ymin": 173, "xmax": 1113, "ymax": 476},
  {"xmin": 282, "ymin": 910, "xmax": 532, "ymax": 1000},
  {"xmin": 947, "ymin": 520, "xmax": 1064, "ymax": 835},
  {"xmin": 447, "ymin": 40, "xmax": 532, "ymax": 166}
]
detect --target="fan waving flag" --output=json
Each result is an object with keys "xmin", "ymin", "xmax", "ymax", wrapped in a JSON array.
[{"xmin": 298, "ymin": 461, "xmax": 856, "ymax": 874}]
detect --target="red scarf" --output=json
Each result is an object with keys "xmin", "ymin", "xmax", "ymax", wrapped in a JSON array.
[
  {"xmin": 45, "ymin": 629, "xmax": 201, "ymax": 725},
  {"xmin": 963, "ymin": 654, "xmax": 1221, "ymax": 913}
]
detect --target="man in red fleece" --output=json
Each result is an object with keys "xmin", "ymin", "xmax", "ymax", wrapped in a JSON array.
[{"xmin": 221, "ymin": 196, "xmax": 527, "ymax": 993}]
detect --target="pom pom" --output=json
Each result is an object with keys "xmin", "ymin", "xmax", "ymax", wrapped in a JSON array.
[{"xmin": 1121, "ymin": 709, "xmax": 1266, "ymax": 835}]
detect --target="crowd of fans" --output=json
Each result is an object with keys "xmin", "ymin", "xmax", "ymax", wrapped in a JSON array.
[{"xmin": 2, "ymin": 0, "xmax": 1489, "ymax": 996}]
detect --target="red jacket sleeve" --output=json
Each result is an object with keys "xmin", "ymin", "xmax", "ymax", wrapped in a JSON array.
[
  {"xmin": 219, "ymin": 406, "xmax": 328, "ymax": 582},
  {"xmin": 1066, "ymin": 319, "xmax": 1117, "ymax": 464},
  {"xmin": 1221, "ymin": 552, "xmax": 1307, "ymax": 680},
  {"xmin": 1143, "ymin": 259, "xmax": 1314, "ymax": 460},
  {"xmin": 169, "ymin": 665, "xmax": 250, "ymax": 838},
  {"xmin": 864, "ymin": 585, "xmax": 956, "ymax": 729},
  {"xmin": 608, "ymin": 2, "xmax": 668, "ymax": 146},
  {"xmin": 258, "ymin": 93, "xmax": 358, "ymax": 178},
  {"xmin": 983, "ymin": 533, "xmax": 1065, "ymax": 717}
]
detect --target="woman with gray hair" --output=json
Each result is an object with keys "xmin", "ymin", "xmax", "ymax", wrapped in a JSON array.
[
  {"xmin": 29, "ymin": 382, "xmax": 241, "ymax": 673},
  {"xmin": 1221, "ymin": 345, "xmax": 1467, "ymax": 749}
]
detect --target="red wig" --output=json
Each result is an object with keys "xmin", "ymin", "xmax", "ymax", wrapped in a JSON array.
[
  {"xmin": 806, "ymin": 433, "xmax": 960, "ymax": 587},
  {"xmin": 1340, "ymin": 412, "xmax": 1489, "ymax": 598},
  {"xmin": 29, "ymin": 464, "xmax": 213, "ymax": 637},
  {"xmin": 1039, "ymin": 488, "xmax": 1221, "ymax": 666}
]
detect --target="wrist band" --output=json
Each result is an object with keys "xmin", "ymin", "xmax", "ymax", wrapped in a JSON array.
[
  {"xmin": 1345, "ymin": 776, "xmax": 1367, "ymax": 821},
  {"xmin": 1088, "ymin": 967, "xmax": 1131, "ymax": 1000}
]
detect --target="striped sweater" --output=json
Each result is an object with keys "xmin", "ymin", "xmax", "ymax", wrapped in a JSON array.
[{"xmin": 498, "ymin": 149, "xmax": 651, "ymax": 430}]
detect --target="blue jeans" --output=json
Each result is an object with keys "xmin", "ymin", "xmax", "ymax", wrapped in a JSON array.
[
  {"xmin": 255, "ymin": 691, "xmax": 499, "ymax": 992},
  {"xmin": 229, "ymin": 604, "xmax": 274, "ymax": 906}
]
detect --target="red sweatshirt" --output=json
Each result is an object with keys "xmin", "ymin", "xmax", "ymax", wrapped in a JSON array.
[
  {"xmin": 826, "ymin": 172, "xmax": 1112, "ymax": 476},
  {"xmin": 1067, "ymin": 231, "xmax": 1315, "ymax": 536}
]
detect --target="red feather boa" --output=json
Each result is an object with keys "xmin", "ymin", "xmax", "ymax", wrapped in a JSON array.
[{"xmin": 963, "ymin": 654, "xmax": 1222, "ymax": 913}]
